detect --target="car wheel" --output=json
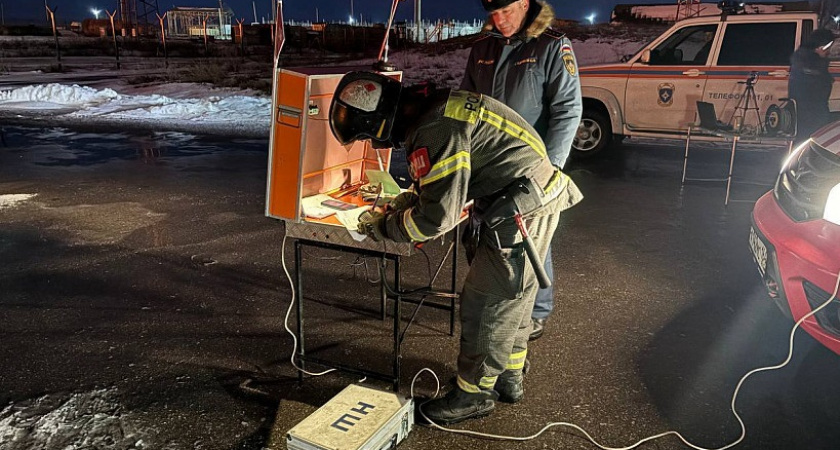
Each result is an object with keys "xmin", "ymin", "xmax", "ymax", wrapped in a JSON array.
[{"xmin": 573, "ymin": 109, "xmax": 612, "ymax": 158}]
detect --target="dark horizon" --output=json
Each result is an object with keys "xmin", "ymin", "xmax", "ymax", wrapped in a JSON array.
[{"xmin": 2, "ymin": 0, "xmax": 812, "ymax": 26}]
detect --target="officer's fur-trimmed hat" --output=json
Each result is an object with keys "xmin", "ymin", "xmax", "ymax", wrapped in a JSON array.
[{"xmin": 482, "ymin": 0, "xmax": 520, "ymax": 12}]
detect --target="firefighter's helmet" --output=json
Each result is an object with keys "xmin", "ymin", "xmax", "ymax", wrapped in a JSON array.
[{"xmin": 329, "ymin": 71, "xmax": 402, "ymax": 146}]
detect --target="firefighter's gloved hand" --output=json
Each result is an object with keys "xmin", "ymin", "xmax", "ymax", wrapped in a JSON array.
[
  {"xmin": 389, "ymin": 191, "xmax": 419, "ymax": 212},
  {"xmin": 357, "ymin": 210, "xmax": 388, "ymax": 241}
]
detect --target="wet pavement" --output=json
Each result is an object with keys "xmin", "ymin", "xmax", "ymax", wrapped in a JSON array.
[{"xmin": 1, "ymin": 126, "xmax": 840, "ymax": 450}]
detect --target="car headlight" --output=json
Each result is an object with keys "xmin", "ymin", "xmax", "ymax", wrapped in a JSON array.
[{"xmin": 826, "ymin": 182, "xmax": 840, "ymax": 226}]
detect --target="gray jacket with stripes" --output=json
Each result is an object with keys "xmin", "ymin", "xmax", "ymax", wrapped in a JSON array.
[{"xmin": 382, "ymin": 89, "xmax": 582, "ymax": 243}]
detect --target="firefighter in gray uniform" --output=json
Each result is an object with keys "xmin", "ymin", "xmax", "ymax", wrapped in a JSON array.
[
  {"xmin": 329, "ymin": 71, "xmax": 583, "ymax": 424},
  {"xmin": 462, "ymin": 0, "xmax": 583, "ymax": 340}
]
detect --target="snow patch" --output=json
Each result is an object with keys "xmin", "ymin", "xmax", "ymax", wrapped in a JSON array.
[
  {"xmin": 0, "ymin": 83, "xmax": 120, "ymax": 107},
  {"xmin": 0, "ymin": 194, "xmax": 37, "ymax": 210},
  {"xmin": 0, "ymin": 388, "xmax": 148, "ymax": 450}
]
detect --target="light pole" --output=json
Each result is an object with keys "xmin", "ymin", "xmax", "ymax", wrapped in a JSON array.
[{"xmin": 91, "ymin": 8, "xmax": 101, "ymax": 19}]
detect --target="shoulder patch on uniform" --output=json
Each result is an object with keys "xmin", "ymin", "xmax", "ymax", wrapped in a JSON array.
[
  {"xmin": 562, "ymin": 53, "xmax": 577, "ymax": 77},
  {"xmin": 543, "ymin": 28, "xmax": 566, "ymax": 40},
  {"xmin": 407, "ymin": 147, "xmax": 431, "ymax": 180}
]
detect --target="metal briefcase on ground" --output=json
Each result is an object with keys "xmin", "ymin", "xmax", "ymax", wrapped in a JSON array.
[{"xmin": 286, "ymin": 384, "xmax": 414, "ymax": 450}]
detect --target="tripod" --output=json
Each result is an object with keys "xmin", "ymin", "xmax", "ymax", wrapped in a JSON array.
[{"xmin": 729, "ymin": 71, "xmax": 765, "ymax": 135}]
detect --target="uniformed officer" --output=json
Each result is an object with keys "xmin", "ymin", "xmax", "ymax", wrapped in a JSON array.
[
  {"xmin": 789, "ymin": 29, "xmax": 835, "ymax": 143},
  {"xmin": 462, "ymin": 0, "xmax": 582, "ymax": 341},
  {"xmin": 329, "ymin": 71, "xmax": 583, "ymax": 424}
]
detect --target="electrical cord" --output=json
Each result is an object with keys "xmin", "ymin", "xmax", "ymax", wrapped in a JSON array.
[
  {"xmin": 280, "ymin": 232, "xmax": 440, "ymax": 376},
  {"xmin": 281, "ymin": 234, "xmax": 336, "ymax": 377},
  {"xmin": 411, "ymin": 269, "xmax": 840, "ymax": 449},
  {"xmin": 279, "ymin": 225, "xmax": 840, "ymax": 449}
]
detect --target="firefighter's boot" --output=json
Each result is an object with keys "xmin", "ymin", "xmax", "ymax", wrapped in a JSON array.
[
  {"xmin": 494, "ymin": 369, "xmax": 524, "ymax": 403},
  {"xmin": 420, "ymin": 387, "xmax": 498, "ymax": 425}
]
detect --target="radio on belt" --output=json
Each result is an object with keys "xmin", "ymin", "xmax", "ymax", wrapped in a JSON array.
[{"xmin": 286, "ymin": 384, "xmax": 414, "ymax": 450}]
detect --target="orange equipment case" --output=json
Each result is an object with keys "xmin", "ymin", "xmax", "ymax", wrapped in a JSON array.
[{"xmin": 265, "ymin": 66, "xmax": 402, "ymax": 225}]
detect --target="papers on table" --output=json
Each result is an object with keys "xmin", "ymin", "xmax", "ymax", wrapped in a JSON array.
[
  {"xmin": 365, "ymin": 170, "xmax": 401, "ymax": 197},
  {"xmin": 301, "ymin": 194, "xmax": 338, "ymax": 219}
]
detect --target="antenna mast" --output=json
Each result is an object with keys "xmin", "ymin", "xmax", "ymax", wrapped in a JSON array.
[{"xmin": 675, "ymin": 0, "xmax": 701, "ymax": 21}]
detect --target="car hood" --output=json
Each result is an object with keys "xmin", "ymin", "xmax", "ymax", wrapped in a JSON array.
[{"xmin": 810, "ymin": 122, "xmax": 840, "ymax": 155}]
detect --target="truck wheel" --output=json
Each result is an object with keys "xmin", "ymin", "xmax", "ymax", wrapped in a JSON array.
[{"xmin": 573, "ymin": 109, "xmax": 612, "ymax": 158}]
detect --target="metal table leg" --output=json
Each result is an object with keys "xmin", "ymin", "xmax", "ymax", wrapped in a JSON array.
[
  {"xmin": 290, "ymin": 235, "xmax": 460, "ymax": 392},
  {"xmin": 682, "ymin": 125, "xmax": 693, "ymax": 184},
  {"xmin": 725, "ymin": 135, "xmax": 739, "ymax": 206},
  {"xmin": 393, "ymin": 256, "xmax": 401, "ymax": 391},
  {"xmin": 381, "ymin": 258, "xmax": 387, "ymax": 321}
]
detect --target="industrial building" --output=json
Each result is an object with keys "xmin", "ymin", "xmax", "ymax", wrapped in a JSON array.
[{"xmin": 166, "ymin": 6, "xmax": 235, "ymax": 39}]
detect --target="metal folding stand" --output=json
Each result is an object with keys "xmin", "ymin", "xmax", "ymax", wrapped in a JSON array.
[
  {"xmin": 682, "ymin": 125, "xmax": 794, "ymax": 206},
  {"xmin": 292, "ymin": 228, "xmax": 460, "ymax": 392},
  {"xmin": 682, "ymin": 124, "xmax": 741, "ymax": 206}
]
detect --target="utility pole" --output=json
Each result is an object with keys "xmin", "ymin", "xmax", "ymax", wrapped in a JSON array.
[
  {"xmin": 252, "ymin": 1, "xmax": 258, "ymax": 23},
  {"xmin": 45, "ymin": 4, "xmax": 61, "ymax": 70},
  {"xmin": 106, "ymin": 9, "xmax": 120, "ymax": 69},
  {"xmin": 202, "ymin": 14, "xmax": 209, "ymax": 55},
  {"xmin": 156, "ymin": 12, "xmax": 167, "ymax": 66},
  {"xmin": 218, "ymin": 0, "xmax": 225, "ymax": 39},
  {"xmin": 415, "ymin": 0, "xmax": 421, "ymax": 43},
  {"xmin": 236, "ymin": 18, "xmax": 245, "ymax": 57}
]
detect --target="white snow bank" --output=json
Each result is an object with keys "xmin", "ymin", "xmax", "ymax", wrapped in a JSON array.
[
  {"xmin": 0, "ymin": 84, "xmax": 120, "ymax": 106},
  {"xmin": 0, "ymin": 83, "xmax": 272, "ymax": 137},
  {"xmin": 574, "ymin": 39, "xmax": 648, "ymax": 66},
  {"xmin": 0, "ymin": 194, "xmax": 37, "ymax": 210}
]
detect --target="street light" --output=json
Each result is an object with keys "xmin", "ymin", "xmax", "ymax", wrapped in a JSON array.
[
  {"xmin": 91, "ymin": 8, "xmax": 101, "ymax": 19},
  {"xmin": 586, "ymin": 13, "xmax": 596, "ymax": 24}
]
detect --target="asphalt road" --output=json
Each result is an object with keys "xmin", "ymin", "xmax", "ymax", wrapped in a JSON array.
[{"xmin": 2, "ymin": 126, "xmax": 839, "ymax": 450}]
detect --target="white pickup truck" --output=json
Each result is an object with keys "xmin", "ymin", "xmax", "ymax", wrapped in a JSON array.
[{"xmin": 575, "ymin": 11, "xmax": 837, "ymax": 156}]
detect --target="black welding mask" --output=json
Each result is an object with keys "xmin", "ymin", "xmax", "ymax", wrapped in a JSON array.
[{"xmin": 330, "ymin": 71, "xmax": 402, "ymax": 146}]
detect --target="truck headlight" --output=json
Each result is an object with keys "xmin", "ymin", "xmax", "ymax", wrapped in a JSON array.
[{"xmin": 825, "ymin": 183, "xmax": 840, "ymax": 226}]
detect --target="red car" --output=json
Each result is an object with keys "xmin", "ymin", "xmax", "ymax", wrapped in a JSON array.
[{"xmin": 750, "ymin": 123, "xmax": 840, "ymax": 354}]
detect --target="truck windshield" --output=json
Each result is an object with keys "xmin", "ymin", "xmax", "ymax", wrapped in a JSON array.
[{"xmin": 648, "ymin": 24, "xmax": 717, "ymax": 66}]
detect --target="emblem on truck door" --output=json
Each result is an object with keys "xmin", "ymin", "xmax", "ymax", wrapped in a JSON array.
[{"xmin": 658, "ymin": 83, "xmax": 675, "ymax": 107}]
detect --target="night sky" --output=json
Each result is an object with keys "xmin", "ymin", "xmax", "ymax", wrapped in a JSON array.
[{"xmin": 9, "ymin": 0, "xmax": 808, "ymax": 25}]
